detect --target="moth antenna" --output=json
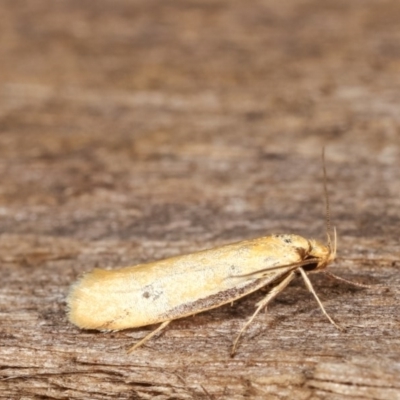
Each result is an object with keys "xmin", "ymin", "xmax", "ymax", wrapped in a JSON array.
[
  {"xmin": 322, "ymin": 148, "xmax": 334, "ymax": 254},
  {"xmin": 333, "ymin": 226, "xmax": 337, "ymax": 260}
]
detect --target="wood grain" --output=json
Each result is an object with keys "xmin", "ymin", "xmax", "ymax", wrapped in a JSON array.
[{"xmin": 0, "ymin": 1, "xmax": 399, "ymax": 399}]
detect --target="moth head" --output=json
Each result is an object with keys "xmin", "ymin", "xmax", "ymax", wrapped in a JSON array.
[{"xmin": 306, "ymin": 226, "xmax": 336, "ymax": 272}]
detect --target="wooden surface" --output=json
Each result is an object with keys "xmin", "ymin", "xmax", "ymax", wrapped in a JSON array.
[{"xmin": 1, "ymin": 1, "xmax": 399, "ymax": 399}]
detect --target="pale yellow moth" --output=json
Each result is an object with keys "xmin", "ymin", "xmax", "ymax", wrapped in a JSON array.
[{"xmin": 68, "ymin": 151, "xmax": 352, "ymax": 355}]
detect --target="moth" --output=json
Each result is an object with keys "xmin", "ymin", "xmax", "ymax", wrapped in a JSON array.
[{"xmin": 68, "ymin": 151, "xmax": 355, "ymax": 355}]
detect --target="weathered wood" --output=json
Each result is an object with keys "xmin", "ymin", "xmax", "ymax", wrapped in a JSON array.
[{"xmin": 0, "ymin": 0, "xmax": 399, "ymax": 399}]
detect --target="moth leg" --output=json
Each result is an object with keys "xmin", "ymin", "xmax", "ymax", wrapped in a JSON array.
[
  {"xmin": 231, "ymin": 272, "xmax": 295, "ymax": 356},
  {"xmin": 298, "ymin": 267, "xmax": 344, "ymax": 331},
  {"xmin": 127, "ymin": 320, "xmax": 171, "ymax": 354},
  {"xmin": 324, "ymin": 271, "xmax": 372, "ymax": 288}
]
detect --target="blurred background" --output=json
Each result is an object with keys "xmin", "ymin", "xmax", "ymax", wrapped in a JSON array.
[
  {"xmin": 0, "ymin": 0, "xmax": 399, "ymax": 245},
  {"xmin": 1, "ymin": 1, "xmax": 399, "ymax": 398}
]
